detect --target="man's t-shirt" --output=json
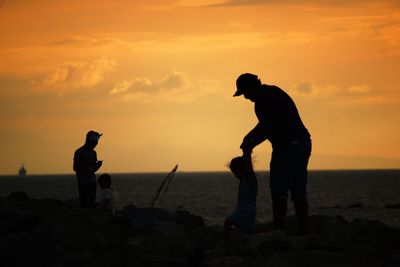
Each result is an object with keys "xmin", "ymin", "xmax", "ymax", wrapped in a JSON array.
[
  {"xmin": 73, "ymin": 146, "xmax": 97, "ymax": 183},
  {"xmin": 255, "ymin": 85, "xmax": 310, "ymax": 148}
]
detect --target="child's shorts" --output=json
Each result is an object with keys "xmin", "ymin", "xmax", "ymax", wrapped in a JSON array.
[{"xmin": 227, "ymin": 210, "xmax": 256, "ymax": 234}]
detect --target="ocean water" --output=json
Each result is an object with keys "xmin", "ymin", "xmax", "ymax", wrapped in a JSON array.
[{"xmin": 1, "ymin": 170, "xmax": 400, "ymax": 227}]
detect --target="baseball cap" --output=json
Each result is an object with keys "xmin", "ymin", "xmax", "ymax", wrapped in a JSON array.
[
  {"xmin": 86, "ymin": 130, "xmax": 102, "ymax": 141},
  {"xmin": 233, "ymin": 73, "xmax": 260, "ymax": 97}
]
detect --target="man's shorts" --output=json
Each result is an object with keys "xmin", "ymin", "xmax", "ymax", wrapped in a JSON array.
[
  {"xmin": 269, "ymin": 137, "xmax": 312, "ymax": 200},
  {"xmin": 227, "ymin": 210, "xmax": 256, "ymax": 234}
]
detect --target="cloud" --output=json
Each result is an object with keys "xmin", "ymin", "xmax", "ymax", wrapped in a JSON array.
[
  {"xmin": 289, "ymin": 81, "xmax": 340, "ymax": 97},
  {"xmin": 151, "ymin": 32, "xmax": 269, "ymax": 53},
  {"xmin": 49, "ymin": 36, "xmax": 116, "ymax": 47},
  {"xmin": 110, "ymin": 71, "xmax": 220, "ymax": 103},
  {"xmin": 125, "ymin": 32, "xmax": 318, "ymax": 55},
  {"xmin": 109, "ymin": 80, "xmax": 135, "ymax": 95},
  {"xmin": 110, "ymin": 71, "xmax": 186, "ymax": 95},
  {"xmin": 209, "ymin": 0, "xmax": 276, "ymax": 7},
  {"xmin": 294, "ymin": 81, "xmax": 315, "ymax": 95},
  {"xmin": 203, "ymin": 0, "xmax": 400, "ymax": 7},
  {"xmin": 41, "ymin": 56, "xmax": 116, "ymax": 92},
  {"xmin": 348, "ymin": 84, "xmax": 370, "ymax": 94},
  {"xmin": 289, "ymin": 80, "xmax": 400, "ymax": 105},
  {"xmin": 290, "ymin": 81, "xmax": 374, "ymax": 97}
]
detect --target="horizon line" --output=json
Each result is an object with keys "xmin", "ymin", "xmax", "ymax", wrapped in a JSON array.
[{"xmin": 1, "ymin": 167, "xmax": 400, "ymax": 176}]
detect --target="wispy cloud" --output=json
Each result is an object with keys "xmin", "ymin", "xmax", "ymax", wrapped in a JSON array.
[
  {"xmin": 289, "ymin": 81, "xmax": 340, "ymax": 98},
  {"xmin": 49, "ymin": 36, "xmax": 117, "ymax": 47},
  {"xmin": 289, "ymin": 80, "xmax": 400, "ymax": 105},
  {"xmin": 348, "ymin": 84, "xmax": 371, "ymax": 94},
  {"xmin": 135, "ymin": 31, "xmax": 318, "ymax": 54},
  {"xmin": 110, "ymin": 71, "xmax": 220, "ymax": 103},
  {"xmin": 40, "ymin": 56, "xmax": 116, "ymax": 93},
  {"xmin": 48, "ymin": 33, "xmax": 271, "ymax": 56},
  {"xmin": 290, "ymin": 81, "xmax": 374, "ymax": 97},
  {"xmin": 208, "ymin": 0, "xmax": 400, "ymax": 7},
  {"xmin": 207, "ymin": 0, "xmax": 276, "ymax": 7},
  {"xmin": 153, "ymin": 32, "xmax": 269, "ymax": 53},
  {"xmin": 110, "ymin": 71, "xmax": 185, "ymax": 95}
]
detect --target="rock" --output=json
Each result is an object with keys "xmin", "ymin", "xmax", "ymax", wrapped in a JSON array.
[
  {"xmin": 385, "ymin": 203, "xmax": 400, "ymax": 209},
  {"xmin": 0, "ymin": 218, "xmax": 8, "ymax": 237},
  {"xmin": 203, "ymin": 256, "xmax": 247, "ymax": 267},
  {"xmin": 248, "ymin": 230, "xmax": 292, "ymax": 255},
  {"xmin": 0, "ymin": 231, "xmax": 28, "ymax": 251},
  {"xmin": 385, "ymin": 255, "xmax": 400, "ymax": 267},
  {"xmin": 172, "ymin": 210, "xmax": 205, "ymax": 227},
  {"xmin": 346, "ymin": 203, "xmax": 364, "ymax": 209},
  {"xmin": 267, "ymin": 250, "xmax": 371, "ymax": 267},
  {"xmin": 7, "ymin": 191, "xmax": 29, "ymax": 200},
  {"xmin": 64, "ymin": 198, "xmax": 80, "ymax": 207},
  {"xmin": 121, "ymin": 205, "xmax": 171, "ymax": 225},
  {"xmin": 318, "ymin": 205, "xmax": 341, "ymax": 209},
  {"xmin": 0, "ymin": 193, "xmax": 400, "ymax": 267},
  {"xmin": 39, "ymin": 198, "xmax": 64, "ymax": 207}
]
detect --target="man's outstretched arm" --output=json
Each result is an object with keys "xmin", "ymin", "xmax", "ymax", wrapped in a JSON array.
[{"xmin": 240, "ymin": 123, "xmax": 269, "ymax": 153}]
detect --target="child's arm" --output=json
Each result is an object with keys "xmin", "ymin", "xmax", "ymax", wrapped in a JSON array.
[{"xmin": 224, "ymin": 219, "xmax": 232, "ymax": 243}]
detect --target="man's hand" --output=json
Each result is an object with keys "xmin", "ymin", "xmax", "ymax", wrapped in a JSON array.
[
  {"xmin": 96, "ymin": 160, "xmax": 103, "ymax": 170},
  {"xmin": 241, "ymin": 123, "xmax": 268, "ymax": 154},
  {"xmin": 240, "ymin": 138, "xmax": 253, "ymax": 155}
]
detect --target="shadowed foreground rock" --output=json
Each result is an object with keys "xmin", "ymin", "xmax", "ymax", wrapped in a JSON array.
[{"xmin": 0, "ymin": 192, "xmax": 399, "ymax": 267}]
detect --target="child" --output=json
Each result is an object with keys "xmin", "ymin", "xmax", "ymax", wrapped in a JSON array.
[
  {"xmin": 224, "ymin": 156, "xmax": 258, "ymax": 242},
  {"xmin": 97, "ymin": 173, "xmax": 116, "ymax": 212}
]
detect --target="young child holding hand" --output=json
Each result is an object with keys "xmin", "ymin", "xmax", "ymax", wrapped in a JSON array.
[
  {"xmin": 224, "ymin": 156, "xmax": 258, "ymax": 242},
  {"xmin": 97, "ymin": 173, "xmax": 116, "ymax": 213}
]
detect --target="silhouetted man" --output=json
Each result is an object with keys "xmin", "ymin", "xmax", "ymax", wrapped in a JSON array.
[
  {"xmin": 234, "ymin": 73, "xmax": 311, "ymax": 234},
  {"xmin": 73, "ymin": 130, "xmax": 103, "ymax": 208}
]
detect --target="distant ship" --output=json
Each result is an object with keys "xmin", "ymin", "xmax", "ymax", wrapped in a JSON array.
[{"xmin": 18, "ymin": 164, "xmax": 27, "ymax": 176}]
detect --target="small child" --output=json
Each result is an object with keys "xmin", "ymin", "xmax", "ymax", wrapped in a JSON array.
[
  {"xmin": 97, "ymin": 173, "xmax": 116, "ymax": 212},
  {"xmin": 224, "ymin": 156, "xmax": 258, "ymax": 242}
]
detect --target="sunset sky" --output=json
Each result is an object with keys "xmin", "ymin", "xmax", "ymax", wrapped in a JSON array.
[{"xmin": 1, "ymin": 0, "xmax": 400, "ymax": 174}]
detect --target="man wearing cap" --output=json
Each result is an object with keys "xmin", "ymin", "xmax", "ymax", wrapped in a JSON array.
[
  {"xmin": 73, "ymin": 131, "xmax": 103, "ymax": 208},
  {"xmin": 234, "ymin": 73, "xmax": 311, "ymax": 234}
]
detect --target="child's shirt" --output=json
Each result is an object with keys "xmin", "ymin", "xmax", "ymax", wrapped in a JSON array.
[
  {"xmin": 99, "ymin": 188, "xmax": 116, "ymax": 212},
  {"xmin": 228, "ymin": 175, "xmax": 258, "ymax": 234},
  {"xmin": 236, "ymin": 176, "xmax": 257, "ymax": 213}
]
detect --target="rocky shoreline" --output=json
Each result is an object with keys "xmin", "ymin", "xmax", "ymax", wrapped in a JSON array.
[{"xmin": 1, "ymin": 192, "xmax": 399, "ymax": 267}]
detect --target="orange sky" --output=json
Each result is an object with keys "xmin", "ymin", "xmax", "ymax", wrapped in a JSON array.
[{"xmin": 1, "ymin": 0, "xmax": 400, "ymax": 174}]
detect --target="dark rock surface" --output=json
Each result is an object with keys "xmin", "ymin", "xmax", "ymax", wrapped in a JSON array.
[
  {"xmin": 1, "ymin": 192, "xmax": 399, "ymax": 267},
  {"xmin": 386, "ymin": 204, "xmax": 400, "ymax": 209}
]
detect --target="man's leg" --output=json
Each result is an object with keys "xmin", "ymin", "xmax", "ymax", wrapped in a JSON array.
[
  {"xmin": 293, "ymin": 197, "xmax": 308, "ymax": 235},
  {"xmin": 272, "ymin": 196, "xmax": 287, "ymax": 230},
  {"xmin": 78, "ymin": 182, "xmax": 88, "ymax": 207},
  {"xmin": 291, "ymin": 137, "xmax": 311, "ymax": 235},
  {"xmin": 270, "ymin": 148, "xmax": 290, "ymax": 231},
  {"xmin": 88, "ymin": 182, "xmax": 97, "ymax": 208},
  {"xmin": 291, "ymin": 166, "xmax": 308, "ymax": 235}
]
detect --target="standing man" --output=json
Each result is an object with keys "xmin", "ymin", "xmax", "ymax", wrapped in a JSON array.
[
  {"xmin": 234, "ymin": 73, "xmax": 311, "ymax": 234},
  {"xmin": 73, "ymin": 130, "xmax": 103, "ymax": 208}
]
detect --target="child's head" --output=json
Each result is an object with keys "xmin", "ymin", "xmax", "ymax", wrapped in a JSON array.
[
  {"xmin": 229, "ymin": 156, "xmax": 255, "ymax": 179},
  {"xmin": 98, "ymin": 173, "xmax": 111, "ymax": 189}
]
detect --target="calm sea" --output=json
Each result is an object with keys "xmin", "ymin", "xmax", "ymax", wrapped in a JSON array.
[{"xmin": 1, "ymin": 170, "xmax": 400, "ymax": 227}]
